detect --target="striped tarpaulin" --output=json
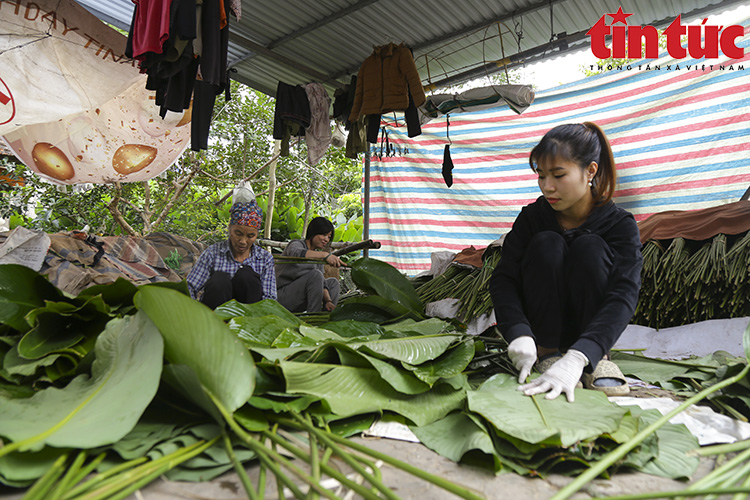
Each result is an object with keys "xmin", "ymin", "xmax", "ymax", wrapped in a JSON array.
[{"xmin": 368, "ymin": 22, "xmax": 750, "ymax": 275}]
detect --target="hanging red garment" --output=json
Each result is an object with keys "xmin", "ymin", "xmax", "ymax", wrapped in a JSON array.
[
  {"xmin": 129, "ymin": 0, "xmax": 172, "ymax": 59},
  {"xmin": 219, "ymin": 0, "xmax": 227, "ymax": 29}
]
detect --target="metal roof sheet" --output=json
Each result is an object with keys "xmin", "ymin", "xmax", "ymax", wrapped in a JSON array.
[{"xmin": 75, "ymin": 0, "xmax": 746, "ymax": 97}]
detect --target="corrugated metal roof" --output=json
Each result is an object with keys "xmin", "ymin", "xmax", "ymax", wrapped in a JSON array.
[{"xmin": 75, "ymin": 0, "xmax": 747, "ymax": 97}]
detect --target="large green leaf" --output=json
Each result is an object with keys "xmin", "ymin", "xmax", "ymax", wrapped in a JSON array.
[
  {"xmin": 336, "ymin": 346, "xmax": 431, "ymax": 394},
  {"xmin": 229, "ymin": 315, "xmax": 297, "ymax": 347},
  {"xmin": 76, "ymin": 277, "xmax": 138, "ymax": 311},
  {"xmin": 250, "ymin": 345, "xmax": 321, "ymax": 362},
  {"xmin": 354, "ymin": 334, "xmax": 459, "ymax": 365},
  {"xmin": 349, "ymin": 258, "xmax": 423, "ymax": 313},
  {"xmin": 403, "ymin": 339, "xmax": 475, "ymax": 386},
  {"xmin": 248, "ymin": 394, "xmax": 319, "ymax": 414},
  {"xmin": 0, "ymin": 264, "xmax": 64, "ymax": 332},
  {"xmin": 0, "ymin": 446, "xmax": 69, "ymax": 487},
  {"xmin": 299, "ymin": 325, "xmax": 345, "ymax": 342},
  {"xmin": 330, "ymin": 296, "xmax": 416, "ymax": 323},
  {"xmin": 612, "ymin": 353, "xmax": 711, "ymax": 386},
  {"xmin": 467, "ymin": 374, "xmax": 627, "ymax": 447},
  {"xmin": 161, "ymin": 364, "xmax": 224, "ymax": 424},
  {"xmin": 383, "ymin": 318, "xmax": 454, "ymax": 336},
  {"xmin": 319, "ymin": 320, "xmax": 384, "ymax": 339},
  {"xmin": 248, "ymin": 328, "xmax": 326, "ymax": 362},
  {"xmin": 0, "ymin": 380, "xmax": 35, "ymax": 399},
  {"xmin": 3, "ymin": 343, "xmax": 61, "ymax": 377},
  {"xmin": 214, "ymin": 299, "xmax": 301, "ymax": 325},
  {"xmin": 134, "ymin": 286, "xmax": 255, "ymax": 415},
  {"xmin": 112, "ymin": 421, "xmax": 184, "ymax": 461},
  {"xmin": 0, "ymin": 313, "xmax": 163, "ymax": 452},
  {"xmin": 620, "ymin": 405, "xmax": 700, "ymax": 479},
  {"xmin": 280, "ymin": 361, "xmax": 465, "ymax": 426},
  {"xmin": 18, "ymin": 309, "xmax": 108, "ymax": 360},
  {"xmin": 410, "ymin": 411, "xmax": 496, "ymax": 462}
]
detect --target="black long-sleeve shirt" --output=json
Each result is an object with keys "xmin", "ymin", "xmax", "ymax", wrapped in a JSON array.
[{"xmin": 489, "ymin": 196, "xmax": 643, "ymax": 366}]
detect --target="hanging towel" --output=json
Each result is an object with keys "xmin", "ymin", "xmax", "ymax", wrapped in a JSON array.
[{"xmin": 302, "ymin": 82, "xmax": 332, "ymax": 166}]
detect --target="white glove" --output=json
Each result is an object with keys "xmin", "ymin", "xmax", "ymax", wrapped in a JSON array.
[
  {"xmin": 520, "ymin": 349, "xmax": 588, "ymax": 402},
  {"xmin": 507, "ymin": 336, "xmax": 537, "ymax": 383}
]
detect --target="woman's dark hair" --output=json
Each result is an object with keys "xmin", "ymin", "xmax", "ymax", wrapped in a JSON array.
[
  {"xmin": 528, "ymin": 122, "xmax": 617, "ymax": 206},
  {"xmin": 305, "ymin": 217, "xmax": 335, "ymax": 242}
]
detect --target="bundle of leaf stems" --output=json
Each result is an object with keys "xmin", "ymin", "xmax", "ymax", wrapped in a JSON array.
[
  {"xmin": 416, "ymin": 230, "xmax": 750, "ymax": 330},
  {"xmin": 415, "ymin": 249, "xmax": 501, "ymax": 322},
  {"xmin": 21, "ymin": 404, "xmax": 485, "ymax": 500},
  {"xmin": 634, "ymin": 231, "xmax": 750, "ymax": 329},
  {"xmin": 19, "ymin": 438, "xmax": 219, "ymax": 500}
]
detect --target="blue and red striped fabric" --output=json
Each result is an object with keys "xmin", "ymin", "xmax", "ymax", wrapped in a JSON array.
[{"xmin": 368, "ymin": 23, "xmax": 750, "ymax": 275}]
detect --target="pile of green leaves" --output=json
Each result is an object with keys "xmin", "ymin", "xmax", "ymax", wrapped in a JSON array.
[{"xmin": 0, "ymin": 260, "xmax": 736, "ymax": 499}]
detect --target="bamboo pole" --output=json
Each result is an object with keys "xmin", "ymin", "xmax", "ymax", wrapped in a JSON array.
[{"xmin": 258, "ymin": 239, "xmax": 380, "ymax": 253}]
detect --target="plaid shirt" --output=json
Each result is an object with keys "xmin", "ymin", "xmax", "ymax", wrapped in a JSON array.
[{"xmin": 187, "ymin": 240, "xmax": 277, "ymax": 300}]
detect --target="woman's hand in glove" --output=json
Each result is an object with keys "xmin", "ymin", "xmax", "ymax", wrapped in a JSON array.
[
  {"xmin": 507, "ymin": 336, "xmax": 537, "ymax": 383},
  {"xmin": 519, "ymin": 349, "xmax": 588, "ymax": 403}
]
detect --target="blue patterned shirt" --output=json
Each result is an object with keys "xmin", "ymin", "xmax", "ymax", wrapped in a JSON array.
[{"xmin": 187, "ymin": 240, "xmax": 277, "ymax": 300}]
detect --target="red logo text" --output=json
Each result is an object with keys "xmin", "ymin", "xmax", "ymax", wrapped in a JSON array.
[{"xmin": 587, "ymin": 7, "xmax": 745, "ymax": 60}]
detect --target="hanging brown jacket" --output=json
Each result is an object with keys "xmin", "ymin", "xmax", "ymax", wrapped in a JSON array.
[{"xmin": 348, "ymin": 43, "xmax": 426, "ymax": 122}]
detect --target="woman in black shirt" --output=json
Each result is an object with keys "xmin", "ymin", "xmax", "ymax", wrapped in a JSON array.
[{"xmin": 489, "ymin": 122, "xmax": 642, "ymax": 402}]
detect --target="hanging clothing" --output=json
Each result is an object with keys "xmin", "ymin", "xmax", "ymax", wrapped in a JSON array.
[
  {"xmin": 273, "ymin": 81, "xmax": 311, "ymax": 156},
  {"xmin": 302, "ymin": 82, "xmax": 332, "ymax": 166},
  {"xmin": 199, "ymin": 0, "xmax": 229, "ymax": 88},
  {"xmin": 127, "ymin": 0, "xmax": 172, "ymax": 60},
  {"xmin": 345, "ymin": 116, "xmax": 367, "ymax": 159},
  {"xmin": 141, "ymin": 0, "xmax": 199, "ymax": 118},
  {"xmin": 190, "ymin": 0, "xmax": 232, "ymax": 150},
  {"xmin": 228, "ymin": 0, "xmax": 241, "ymax": 20},
  {"xmin": 126, "ymin": 0, "xmax": 230, "ymax": 152},
  {"xmin": 332, "ymin": 75, "xmax": 357, "ymax": 125},
  {"xmin": 348, "ymin": 43, "xmax": 426, "ymax": 127}
]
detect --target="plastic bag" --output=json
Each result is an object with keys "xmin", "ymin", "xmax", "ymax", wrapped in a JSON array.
[{"xmin": 232, "ymin": 181, "xmax": 256, "ymax": 204}]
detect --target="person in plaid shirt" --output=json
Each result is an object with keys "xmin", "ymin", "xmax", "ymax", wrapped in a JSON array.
[{"xmin": 187, "ymin": 200, "xmax": 277, "ymax": 309}]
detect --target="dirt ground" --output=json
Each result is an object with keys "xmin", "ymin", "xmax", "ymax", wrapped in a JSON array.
[
  {"xmin": 0, "ymin": 435, "xmax": 726, "ymax": 500},
  {"xmin": 63, "ymin": 437, "xmax": 721, "ymax": 500}
]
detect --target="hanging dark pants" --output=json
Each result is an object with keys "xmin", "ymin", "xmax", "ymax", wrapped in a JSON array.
[
  {"xmin": 200, "ymin": 267, "xmax": 263, "ymax": 310},
  {"xmin": 520, "ymin": 231, "xmax": 613, "ymax": 352}
]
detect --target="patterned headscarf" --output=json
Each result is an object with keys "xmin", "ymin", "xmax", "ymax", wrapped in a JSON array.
[{"xmin": 229, "ymin": 201, "xmax": 263, "ymax": 229}]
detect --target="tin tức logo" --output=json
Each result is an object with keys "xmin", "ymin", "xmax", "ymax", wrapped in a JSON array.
[{"xmin": 586, "ymin": 6, "xmax": 745, "ymax": 60}]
